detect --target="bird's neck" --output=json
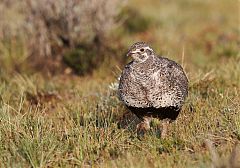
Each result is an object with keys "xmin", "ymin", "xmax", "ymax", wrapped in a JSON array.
[{"xmin": 132, "ymin": 55, "xmax": 155, "ymax": 72}]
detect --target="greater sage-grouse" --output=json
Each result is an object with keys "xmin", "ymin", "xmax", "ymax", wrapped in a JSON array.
[{"xmin": 118, "ymin": 42, "xmax": 188, "ymax": 137}]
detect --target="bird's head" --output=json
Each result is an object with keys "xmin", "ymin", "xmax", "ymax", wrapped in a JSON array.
[{"xmin": 127, "ymin": 42, "xmax": 154, "ymax": 62}]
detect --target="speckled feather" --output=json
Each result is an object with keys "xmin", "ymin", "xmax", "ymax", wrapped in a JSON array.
[{"xmin": 118, "ymin": 43, "xmax": 188, "ymax": 117}]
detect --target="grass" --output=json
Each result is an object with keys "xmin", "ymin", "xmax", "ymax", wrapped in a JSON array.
[
  {"xmin": 0, "ymin": 0, "xmax": 240, "ymax": 167},
  {"xmin": 0, "ymin": 62, "xmax": 239, "ymax": 167}
]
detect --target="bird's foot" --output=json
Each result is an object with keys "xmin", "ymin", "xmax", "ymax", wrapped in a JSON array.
[
  {"xmin": 160, "ymin": 119, "xmax": 170, "ymax": 139},
  {"xmin": 136, "ymin": 118, "xmax": 151, "ymax": 138}
]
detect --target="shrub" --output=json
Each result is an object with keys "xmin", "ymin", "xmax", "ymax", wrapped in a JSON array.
[
  {"xmin": 0, "ymin": 0, "xmax": 126, "ymax": 73},
  {"xmin": 63, "ymin": 46, "xmax": 98, "ymax": 75},
  {"xmin": 120, "ymin": 7, "xmax": 153, "ymax": 33}
]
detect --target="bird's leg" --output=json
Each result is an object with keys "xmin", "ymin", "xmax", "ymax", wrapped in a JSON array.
[
  {"xmin": 136, "ymin": 117, "xmax": 151, "ymax": 137},
  {"xmin": 160, "ymin": 119, "xmax": 170, "ymax": 139}
]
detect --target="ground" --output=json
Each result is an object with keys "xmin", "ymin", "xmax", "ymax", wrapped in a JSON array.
[{"xmin": 0, "ymin": 0, "xmax": 239, "ymax": 167}]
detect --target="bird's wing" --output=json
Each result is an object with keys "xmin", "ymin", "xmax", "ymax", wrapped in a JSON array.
[{"xmin": 149, "ymin": 57, "xmax": 188, "ymax": 108}]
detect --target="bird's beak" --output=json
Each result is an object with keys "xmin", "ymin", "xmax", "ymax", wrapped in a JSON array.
[{"xmin": 127, "ymin": 51, "xmax": 138, "ymax": 57}]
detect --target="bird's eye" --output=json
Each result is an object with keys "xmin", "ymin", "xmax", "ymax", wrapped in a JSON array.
[{"xmin": 140, "ymin": 48, "xmax": 144, "ymax": 52}]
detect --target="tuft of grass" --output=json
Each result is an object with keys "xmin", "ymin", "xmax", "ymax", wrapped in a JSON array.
[{"xmin": 0, "ymin": 38, "xmax": 28, "ymax": 74}]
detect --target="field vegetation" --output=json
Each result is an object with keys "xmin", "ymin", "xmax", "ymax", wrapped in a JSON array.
[{"xmin": 0, "ymin": 0, "xmax": 239, "ymax": 167}]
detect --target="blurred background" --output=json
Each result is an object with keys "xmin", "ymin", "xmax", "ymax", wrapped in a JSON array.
[
  {"xmin": 0, "ymin": 0, "xmax": 239, "ymax": 77},
  {"xmin": 0, "ymin": 1, "xmax": 239, "ymax": 167}
]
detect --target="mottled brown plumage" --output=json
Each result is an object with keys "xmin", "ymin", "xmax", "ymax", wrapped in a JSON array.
[{"xmin": 118, "ymin": 42, "xmax": 188, "ymax": 137}]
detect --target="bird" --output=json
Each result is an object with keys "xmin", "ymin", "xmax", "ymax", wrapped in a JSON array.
[{"xmin": 118, "ymin": 42, "xmax": 188, "ymax": 138}]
